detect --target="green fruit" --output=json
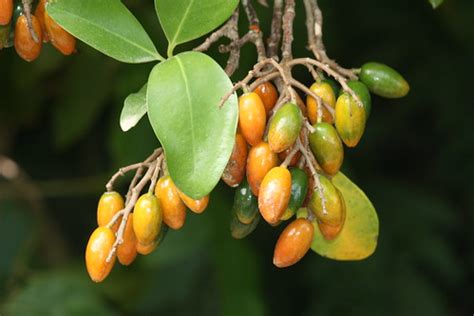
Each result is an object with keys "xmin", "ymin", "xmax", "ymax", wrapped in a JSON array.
[
  {"xmin": 345, "ymin": 80, "xmax": 372, "ymax": 118},
  {"xmin": 322, "ymin": 78, "xmax": 340, "ymax": 96},
  {"xmin": 309, "ymin": 122, "xmax": 344, "ymax": 175},
  {"xmin": 230, "ymin": 211, "xmax": 260, "ymax": 239},
  {"xmin": 335, "ymin": 93, "xmax": 366, "ymax": 148},
  {"xmin": 282, "ymin": 168, "xmax": 309, "ymax": 220},
  {"xmin": 308, "ymin": 175, "xmax": 344, "ymax": 227},
  {"xmin": 233, "ymin": 179, "xmax": 259, "ymax": 225},
  {"xmin": 359, "ymin": 62, "xmax": 410, "ymax": 98},
  {"xmin": 268, "ymin": 102, "xmax": 302, "ymax": 153}
]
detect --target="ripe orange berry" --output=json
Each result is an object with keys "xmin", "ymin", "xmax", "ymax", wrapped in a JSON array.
[
  {"xmin": 117, "ymin": 214, "xmax": 137, "ymax": 266},
  {"xmin": 155, "ymin": 176, "xmax": 186, "ymax": 230},
  {"xmin": 85, "ymin": 227, "xmax": 116, "ymax": 282},
  {"xmin": 44, "ymin": 7, "xmax": 76, "ymax": 55},
  {"xmin": 222, "ymin": 133, "xmax": 248, "ymax": 187},
  {"xmin": 34, "ymin": 0, "xmax": 49, "ymax": 42},
  {"xmin": 254, "ymin": 82, "xmax": 278, "ymax": 114},
  {"xmin": 97, "ymin": 191, "xmax": 124, "ymax": 231},
  {"xmin": 273, "ymin": 218, "xmax": 314, "ymax": 268},
  {"xmin": 177, "ymin": 189, "xmax": 209, "ymax": 214},
  {"xmin": 246, "ymin": 142, "xmax": 279, "ymax": 196},
  {"xmin": 238, "ymin": 92, "xmax": 266, "ymax": 146},
  {"xmin": 136, "ymin": 224, "xmax": 168, "ymax": 255},
  {"xmin": 14, "ymin": 15, "xmax": 42, "ymax": 62},
  {"xmin": 133, "ymin": 193, "xmax": 162, "ymax": 245},
  {"xmin": 136, "ymin": 240, "xmax": 157, "ymax": 255},
  {"xmin": 306, "ymin": 82, "xmax": 336, "ymax": 124},
  {"xmin": 0, "ymin": 0, "xmax": 13, "ymax": 26},
  {"xmin": 258, "ymin": 166, "xmax": 292, "ymax": 225}
]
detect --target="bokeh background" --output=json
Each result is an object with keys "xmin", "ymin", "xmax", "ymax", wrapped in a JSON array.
[{"xmin": 1, "ymin": 0, "xmax": 473, "ymax": 315}]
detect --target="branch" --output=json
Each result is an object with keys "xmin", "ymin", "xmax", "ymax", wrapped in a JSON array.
[
  {"xmin": 21, "ymin": 0, "xmax": 40, "ymax": 43},
  {"xmin": 267, "ymin": 0, "xmax": 283, "ymax": 59},
  {"xmin": 281, "ymin": 0, "xmax": 296, "ymax": 63}
]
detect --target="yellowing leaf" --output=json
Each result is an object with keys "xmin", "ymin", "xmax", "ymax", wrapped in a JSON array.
[{"xmin": 310, "ymin": 172, "xmax": 379, "ymax": 260}]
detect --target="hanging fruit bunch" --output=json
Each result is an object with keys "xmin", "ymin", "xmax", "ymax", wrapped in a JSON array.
[
  {"xmin": 7, "ymin": 0, "xmax": 410, "ymax": 282},
  {"xmin": 85, "ymin": 60, "xmax": 408, "ymax": 281},
  {"xmin": 0, "ymin": 0, "xmax": 76, "ymax": 61}
]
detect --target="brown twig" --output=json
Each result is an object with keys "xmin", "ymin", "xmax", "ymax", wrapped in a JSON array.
[
  {"xmin": 281, "ymin": 0, "xmax": 296, "ymax": 63},
  {"xmin": 105, "ymin": 154, "xmax": 164, "ymax": 262},
  {"xmin": 21, "ymin": 0, "xmax": 40, "ymax": 43},
  {"xmin": 267, "ymin": 0, "xmax": 283, "ymax": 59}
]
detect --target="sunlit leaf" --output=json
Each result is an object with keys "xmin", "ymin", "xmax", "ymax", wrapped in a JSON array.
[
  {"xmin": 47, "ymin": 0, "xmax": 162, "ymax": 63},
  {"xmin": 155, "ymin": 0, "xmax": 239, "ymax": 55},
  {"xmin": 120, "ymin": 84, "xmax": 147, "ymax": 132},
  {"xmin": 147, "ymin": 51, "xmax": 238, "ymax": 198}
]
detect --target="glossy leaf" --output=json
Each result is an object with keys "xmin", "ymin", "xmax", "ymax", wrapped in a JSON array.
[
  {"xmin": 155, "ymin": 0, "xmax": 239, "ymax": 55},
  {"xmin": 120, "ymin": 84, "xmax": 147, "ymax": 132},
  {"xmin": 310, "ymin": 172, "xmax": 379, "ymax": 260},
  {"xmin": 147, "ymin": 51, "xmax": 238, "ymax": 198},
  {"xmin": 47, "ymin": 0, "xmax": 162, "ymax": 63}
]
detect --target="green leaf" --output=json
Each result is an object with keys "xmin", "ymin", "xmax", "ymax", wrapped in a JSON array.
[
  {"xmin": 429, "ymin": 0, "xmax": 444, "ymax": 9},
  {"xmin": 47, "ymin": 0, "xmax": 163, "ymax": 63},
  {"xmin": 147, "ymin": 51, "xmax": 238, "ymax": 199},
  {"xmin": 120, "ymin": 84, "xmax": 148, "ymax": 132},
  {"xmin": 310, "ymin": 172, "xmax": 379, "ymax": 260},
  {"xmin": 155, "ymin": 0, "xmax": 239, "ymax": 56}
]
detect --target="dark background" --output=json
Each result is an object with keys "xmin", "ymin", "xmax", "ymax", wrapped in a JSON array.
[{"xmin": 1, "ymin": 0, "xmax": 473, "ymax": 315}]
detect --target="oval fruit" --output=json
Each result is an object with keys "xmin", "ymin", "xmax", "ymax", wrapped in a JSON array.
[
  {"xmin": 268, "ymin": 102, "xmax": 302, "ymax": 153},
  {"xmin": 246, "ymin": 142, "xmax": 279, "ymax": 196},
  {"xmin": 306, "ymin": 81, "xmax": 336, "ymax": 124},
  {"xmin": 254, "ymin": 81, "xmax": 278, "ymax": 114},
  {"xmin": 317, "ymin": 190, "xmax": 346, "ymax": 240},
  {"xmin": 222, "ymin": 133, "xmax": 248, "ymax": 187},
  {"xmin": 14, "ymin": 15, "xmax": 42, "ymax": 62},
  {"xmin": 346, "ymin": 80, "xmax": 372, "ymax": 118},
  {"xmin": 283, "ymin": 168, "xmax": 309, "ymax": 219},
  {"xmin": 308, "ymin": 175, "xmax": 344, "ymax": 227},
  {"xmin": 258, "ymin": 166, "xmax": 292, "ymax": 225},
  {"xmin": 335, "ymin": 93, "xmax": 366, "ymax": 147},
  {"xmin": 233, "ymin": 179, "xmax": 259, "ymax": 224},
  {"xmin": 85, "ymin": 227, "xmax": 116, "ymax": 282},
  {"xmin": 132, "ymin": 193, "xmax": 162, "ymax": 245},
  {"xmin": 322, "ymin": 78, "xmax": 340, "ymax": 96},
  {"xmin": 273, "ymin": 218, "xmax": 314, "ymax": 268},
  {"xmin": 117, "ymin": 214, "xmax": 137, "ymax": 266},
  {"xmin": 136, "ymin": 225, "xmax": 168, "ymax": 255},
  {"xmin": 155, "ymin": 176, "xmax": 186, "ymax": 230},
  {"xmin": 309, "ymin": 122, "xmax": 344, "ymax": 175},
  {"xmin": 230, "ymin": 211, "xmax": 260, "ymax": 239},
  {"xmin": 359, "ymin": 62, "xmax": 410, "ymax": 98},
  {"xmin": 97, "ymin": 191, "xmax": 124, "ymax": 231},
  {"xmin": 177, "ymin": 189, "xmax": 209, "ymax": 214},
  {"xmin": 238, "ymin": 92, "xmax": 266, "ymax": 146},
  {"xmin": 44, "ymin": 8, "xmax": 76, "ymax": 55},
  {"xmin": 34, "ymin": 0, "xmax": 49, "ymax": 42},
  {"xmin": 0, "ymin": 0, "xmax": 13, "ymax": 26}
]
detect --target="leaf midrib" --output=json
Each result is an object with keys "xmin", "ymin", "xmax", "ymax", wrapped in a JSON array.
[
  {"xmin": 49, "ymin": 6, "xmax": 159, "ymax": 60},
  {"xmin": 176, "ymin": 56, "xmax": 197, "ymax": 178},
  {"xmin": 168, "ymin": 0, "xmax": 195, "ymax": 49}
]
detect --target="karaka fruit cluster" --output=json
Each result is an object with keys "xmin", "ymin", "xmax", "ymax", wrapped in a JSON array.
[{"xmin": 0, "ymin": 0, "xmax": 76, "ymax": 61}]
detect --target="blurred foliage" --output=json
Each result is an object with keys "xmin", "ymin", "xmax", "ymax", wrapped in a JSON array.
[{"xmin": 1, "ymin": 0, "xmax": 473, "ymax": 315}]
